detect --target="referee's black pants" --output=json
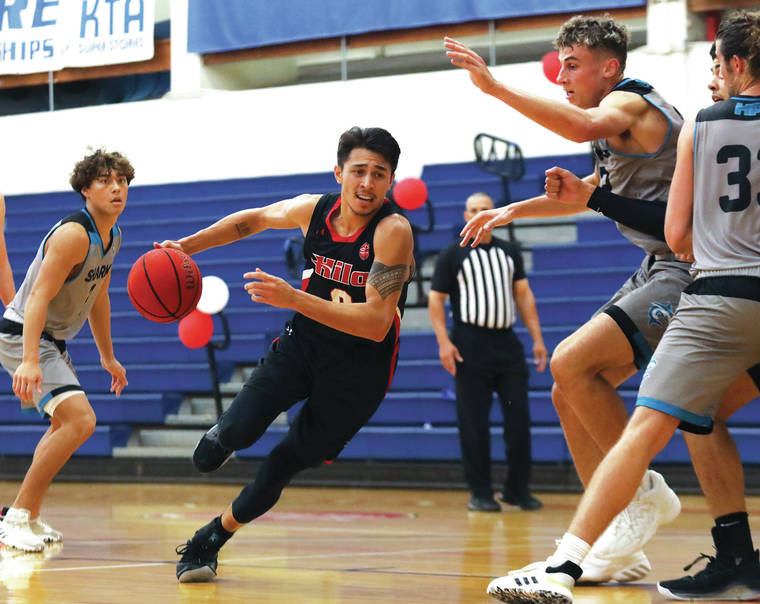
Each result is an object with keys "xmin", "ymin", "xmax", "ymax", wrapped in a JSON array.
[{"xmin": 452, "ymin": 324, "xmax": 533, "ymax": 499}]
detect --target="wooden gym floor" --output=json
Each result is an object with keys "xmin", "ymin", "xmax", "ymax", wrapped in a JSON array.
[{"xmin": 0, "ymin": 481, "xmax": 746, "ymax": 603}]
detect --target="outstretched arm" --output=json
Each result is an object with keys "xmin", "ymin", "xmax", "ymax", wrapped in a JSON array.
[
  {"xmin": 665, "ymin": 119, "xmax": 695, "ymax": 257},
  {"xmin": 545, "ymin": 166, "xmax": 667, "ymax": 241},
  {"xmin": 459, "ymin": 173, "xmax": 597, "ymax": 247},
  {"xmin": 156, "ymin": 194, "xmax": 320, "ymax": 255},
  {"xmin": 444, "ymin": 37, "xmax": 641, "ymax": 143},
  {"xmin": 88, "ymin": 273, "xmax": 127, "ymax": 396},
  {"xmin": 0, "ymin": 194, "xmax": 15, "ymax": 306},
  {"xmin": 244, "ymin": 214, "xmax": 415, "ymax": 342}
]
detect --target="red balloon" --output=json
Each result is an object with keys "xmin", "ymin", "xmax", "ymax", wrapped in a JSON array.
[
  {"xmin": 542, "ymin": 51, "xmax": 561, "ymax": 84},
  {"xmin": 394, "ymin": 177, "xmax": 428, "ymax": 210},
  {"xmin": 178, "ymin": 309, "xmax": 214, "ymax": 349}
]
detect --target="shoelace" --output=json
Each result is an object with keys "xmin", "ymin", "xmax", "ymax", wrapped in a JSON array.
[
  {"xmin": 175, "ymin": 541, "xmax": 199, "ymax": 558},
  {"xmin": 176, "ymin": 540, "xmax": 217, "ymax": 560},
  {"xmin": 683, "ymin": 553, "xmax": 712, "ymax": 572}
]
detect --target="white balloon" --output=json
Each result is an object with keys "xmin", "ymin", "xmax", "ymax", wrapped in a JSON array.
[{"xmin": 197, "ymin": 275, "xmax": 230, "ymax": 314}]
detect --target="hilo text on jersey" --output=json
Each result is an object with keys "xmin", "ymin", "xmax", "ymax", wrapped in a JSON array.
[
  {"xmin": 84, "ymin": 264, "xmax": 112, "ymax": 282},
  {"xmin": 312, "ymin": 253, "xmax": 368, "ymax": 287},
  {"xmin": 735, "ymin": 102, "xmax": 760, "ymax": 117}
]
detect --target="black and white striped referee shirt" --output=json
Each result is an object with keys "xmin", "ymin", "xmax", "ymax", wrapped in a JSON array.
[{"xmin": 430, "ymin": 237, "xmax": 526, "ymax": 329}]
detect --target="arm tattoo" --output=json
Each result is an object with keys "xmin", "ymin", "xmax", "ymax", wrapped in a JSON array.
[
  {"xmin": 235, "ymin": 221, "xmax": 251, "ymax": 238},
  {"xmin": 368, "ymin": 262, "xmax": 409, "ymax": 299}
]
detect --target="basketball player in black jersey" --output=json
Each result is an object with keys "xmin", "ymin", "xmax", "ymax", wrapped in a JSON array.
[{"xmin": 157, "ymin": 127, "xmax": 414, "ymax": 583}]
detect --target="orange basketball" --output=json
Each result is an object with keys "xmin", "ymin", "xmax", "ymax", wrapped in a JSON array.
[{"xmin": 127, "ymin": 248, "xmax": 202, "ymax": 323}]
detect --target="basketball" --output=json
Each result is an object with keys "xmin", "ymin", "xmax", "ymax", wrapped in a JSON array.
[{"xmin": 127, "ymin": 248, "xmax": 203, "ymax": 323}]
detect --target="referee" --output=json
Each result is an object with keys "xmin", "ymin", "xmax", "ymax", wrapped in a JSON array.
[{"xmin": 428, "ymin": 192, "xmax": 547, "ymax": 511}]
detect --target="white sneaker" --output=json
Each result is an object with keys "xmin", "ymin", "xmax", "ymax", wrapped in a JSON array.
[
  {"xmin": 487, "ymin": 561, "xmax": 575, "ymax": 603},
  {"xmin": 579, "ymin": 550, "xmax": 651, "ymax": 583},
  {"xmin": 30, "ymin": 517, "xmax": 62, "ymax": 543},
  {"xmin": 0, "ymin": 508, "xmax": 45, "ymax": 552},
  {"xmin": 591, "ymin": 470, "xmax": 681, "ymax": 560}
]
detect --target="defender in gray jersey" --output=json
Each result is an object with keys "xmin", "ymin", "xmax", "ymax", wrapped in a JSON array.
[
  {"xmin": 653, "ymin": 16, "xmax": 760, "ymax": 598},
  {"xmin": 480, "ymin": 14, "xmax": 760, "ymax": 604},
  {"xmin": 448, "ymin": 16, "xmax": 682, "ymax": 584},
  {"xmin": 0, "ymin": 150, "xmax": 131, "ymax": 554}
]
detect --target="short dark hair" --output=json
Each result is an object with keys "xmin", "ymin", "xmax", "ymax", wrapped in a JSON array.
[
  {"xmin": 337, "ymin": 127, "xmax": 400, "ymax": 173},
  {"xmin": 716, "ymin": 10, "xmax": 760, "ymax": 79},
  {"xmin": 70, "ymin": 149, "xmax": 135, "ymax": 200},
  {"xmin": 710, "ymin": 41, "xmax": 717, "ymax": 60},
  {"xmin": 554, "ymin": 15, "xmax": 629, "ymax": 73}
]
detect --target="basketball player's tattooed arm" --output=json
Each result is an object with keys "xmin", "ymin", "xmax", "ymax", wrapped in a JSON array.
[
  {"xmin": 665, "ymin": 119, "xmax": 695, "ymax": 257},
  {"xmin": 234, "ymin": 221, "xmax": 252, "ymax": 238},
  {"xmin": 367, "ymin": 262, "xmax": 410, "ymax": 299},
  {"xmin": 155, "ymin": 194, "xmax": 319, "ymax": 255},
  {"xmin": 244, "ymin": 214, "xmax": 414, "ymax": 342}
]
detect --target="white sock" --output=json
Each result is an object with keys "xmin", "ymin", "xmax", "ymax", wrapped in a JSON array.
[
  {"xmin": 635, "ymin": 469, "xmax": 653, "ymax": 497},
  {"xmin": 547, "ymin": 532, "xmax": 591, "ymax": 568}
]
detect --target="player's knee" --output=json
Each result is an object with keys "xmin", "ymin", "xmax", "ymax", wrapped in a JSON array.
[
  {"xmin": 625, "ymin": 407, "xmax": 678, "ymax": 455},
  {"xmin": 73, "ymin": 407, "xmax": 97, "ymax": 442},
  {"xmin": 549, "ymin": 342, "xmax": 573, "ymax": 384},
  {"xmin": 551, "ymin": 383, "xmax": 570, "ymax": 414}
]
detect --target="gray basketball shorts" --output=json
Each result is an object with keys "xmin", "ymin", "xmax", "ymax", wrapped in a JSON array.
[
  {"xmin": 637, "ymin": 292, "xmax": 760, "ymax": 434},
  {"xmin": 0, "ymin": 333, "xmax": 83, "ymax": 417},
  {"xmin": 593, "ymin": 255, "xmax": 692, "ymax": 369}
]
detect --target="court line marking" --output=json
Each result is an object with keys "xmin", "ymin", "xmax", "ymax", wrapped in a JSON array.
[
  {"xmin": 34, "ymin": 562, "xmax": 168, "ymax": 573},
  {"xmin": 31, "ymin": 543, "xmax": 494, "ymax": 574}
]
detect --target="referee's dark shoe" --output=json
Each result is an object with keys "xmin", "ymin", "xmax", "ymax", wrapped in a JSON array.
[
  {"xmin": 500, "ymin": 487, "xmax": 543, "ymax": 511},
  {"xmin": 658, "ymin": 550, "xmax": 760, "ymax": 600},
  {"xmin": 193, "ymin": 424, "xmax": 233, "ymax": 473},
  {"xmin": 175, "ymin": 540, "xmax": 219, "ymax": 583},
  {"xmin": 467, "ymin": 494, "xmax": 501, "ymax": 512}
]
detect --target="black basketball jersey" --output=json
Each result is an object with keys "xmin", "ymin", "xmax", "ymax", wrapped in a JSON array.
[{"xmin": 294, "ymin": 193, "xmax": 408, "ymax": 347}]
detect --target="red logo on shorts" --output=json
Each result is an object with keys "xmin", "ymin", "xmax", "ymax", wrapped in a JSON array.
[{"xmin": 359, "ymin": 243, "xmax": 370, "ymax": 260}]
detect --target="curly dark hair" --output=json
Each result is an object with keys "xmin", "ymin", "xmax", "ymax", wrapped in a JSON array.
[
  {"xmin": 554, "ymin": 15, "xmax": 629, "ymax": 73},
  {"xmin": 70, "ymin": 149, "xmax": 135, "ymax": 200},
  {"xmin": 337, "ymin": 127, "xmax": 400, "ymax": 173},
  {"xmin": 717, "ymin": 10, "xmax": 760, "ymax": 79}
]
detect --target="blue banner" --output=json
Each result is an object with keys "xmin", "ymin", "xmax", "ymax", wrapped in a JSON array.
[{"xmin": 188, "ymin": 0, "xmax": 646, "ymax": 55}]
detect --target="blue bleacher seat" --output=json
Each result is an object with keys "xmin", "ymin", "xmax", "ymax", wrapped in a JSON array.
[{"xmin": 4, "ymin": 153, "xmax": 758, "ymax": 463}]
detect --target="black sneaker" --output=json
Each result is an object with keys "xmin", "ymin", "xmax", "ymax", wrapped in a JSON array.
[
  {"xmin": 657, "ymin": 550, "xmax": 760, "ymax": 600},
  {"xmin": 193, "ymin": 424, "xmax": 233, "ymax": 473},
  {"xmin": 175, "ymin": 540, "xmax": 219, "ymax": 583},
  {"xmin": 500, "ymin": 488, "xmax": 543, "ymax": 511},
  {"xmin": 1, "ymin": 507, "xmax": 7, "ymax": 519},
  {"xmin": 467, "ymin": 495, "xmax": 501, "ymax": 512}
]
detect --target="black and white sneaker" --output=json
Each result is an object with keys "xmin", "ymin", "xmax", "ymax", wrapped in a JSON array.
[
  {"xmin": 175, "ymin": 540, "xmax": 219, "ymax": 583},
  {"xmin": 487, "ymin": 560, "xmax": 578, "ymax": 603},
  {"xmin": 658, "ymin": 550, "xmax": 760, "ymax": 600},
  {"xmin": 193, "ymin": 424, "xmax": 233, "ymax": 473}
]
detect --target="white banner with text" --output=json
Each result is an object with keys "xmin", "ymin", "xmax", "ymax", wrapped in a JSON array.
[{"xmin": 0, "ymin": 0, "xmax": 155, "ymax": 75}]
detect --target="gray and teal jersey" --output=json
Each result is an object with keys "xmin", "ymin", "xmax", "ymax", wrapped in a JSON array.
[
  {"xmin": 591, "ymin": 78, "xmax": 683, "ymax": 255},
  {"xmin": 692, "ymin": 95, "xmax": 760, "ymax": 278},
  {"xmin": 4, "ymin": 209, "xmax": 121, "ymax": 341}
]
